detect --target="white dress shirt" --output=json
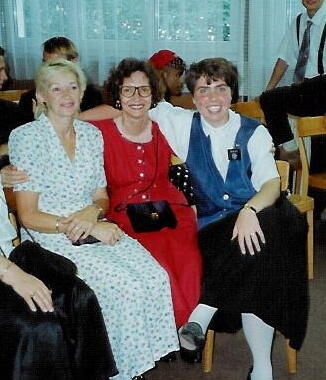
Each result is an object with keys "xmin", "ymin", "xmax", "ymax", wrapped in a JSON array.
[
  {"xmin": 149, "ymin": 101, "xmax": 279, "ymax": 191},
  {"xmin": 278, "ymin": 1, "xmax": 326, "ymax": 78}
]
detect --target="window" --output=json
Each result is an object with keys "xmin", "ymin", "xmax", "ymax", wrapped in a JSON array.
[{"xmin": 2, "ymin": 0, "xmax": 240, "ymax": 86}]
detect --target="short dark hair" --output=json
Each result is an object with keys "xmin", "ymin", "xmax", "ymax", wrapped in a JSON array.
[
  {"xmin": 0, "ymin": 46, "xmax": 5, "ymax": 56},
  {"xmin": 185, "ymin": 58, "xmax": 239, "ymax": 102},
  {"xmin": 165, "ymin": 56, "xmax": 186, "ymax": 76},
  {"xmin": 42, "ymin": 36, "xmax": 79, "ymax": 61},
  {"xmin": 107, "ymin": 58, "xmax": 162, "ymax": 109}
]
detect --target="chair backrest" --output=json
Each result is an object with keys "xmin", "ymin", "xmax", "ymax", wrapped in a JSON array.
[
  {"xmin": 293, "ymin": 115, "xmax": 326, "ymax": 195},
  {"xmin": 231, "ymin": 100, "xmax": 265, "ymax": 123},
  {"xmin": 0, "ymin": 89, "xmax": 28, "ymax": 102},
  {"xmin": 276, "ymin": 160, "xmax": 290, "ymax": 191}
]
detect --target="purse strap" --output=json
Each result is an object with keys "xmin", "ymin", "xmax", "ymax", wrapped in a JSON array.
[{"xmin": 114, "ymin": 127, "xmax": 159, "ymax": 212}]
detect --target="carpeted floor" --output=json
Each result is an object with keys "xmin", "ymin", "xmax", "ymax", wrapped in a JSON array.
[{"xmin": 146, "ymin": 221, "xmax": 326, "ymax": 380}]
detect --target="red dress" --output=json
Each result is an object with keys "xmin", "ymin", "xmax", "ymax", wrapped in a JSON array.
[{"xmin": 92, "ymin": 119, "xmax": 202, "ymax": 327}]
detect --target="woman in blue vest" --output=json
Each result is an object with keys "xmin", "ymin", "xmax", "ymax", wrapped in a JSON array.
[{"xmin": 148, "ymin": 58, "xmax": 308, "ymax": 380}]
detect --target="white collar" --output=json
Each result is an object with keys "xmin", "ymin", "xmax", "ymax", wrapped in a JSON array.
[
  {"xmin": 304, "ymin": 2, "xmax": 326, "ymax": 25},
  {"xmin": 200, "ymin": 109, "xmax": 239, "ymax": 136}
]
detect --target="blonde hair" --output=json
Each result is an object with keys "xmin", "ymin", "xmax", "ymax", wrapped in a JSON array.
[{"xmin": 34, "ymin": 58, "xmax": 86, "ymax": 119}]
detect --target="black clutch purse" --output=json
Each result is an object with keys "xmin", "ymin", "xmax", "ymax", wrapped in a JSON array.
[{"xmin": 126, "ymin": 200, "xmax": 177, "ymax": 233}]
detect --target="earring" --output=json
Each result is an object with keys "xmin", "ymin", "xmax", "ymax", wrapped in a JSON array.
[
  {"xmin": 115, "ymin": 100, "xmax": 121, "ymax": 110},
  {"xmin": 151, "ymin": 102, "xmax": 157, "ymax": 108}
]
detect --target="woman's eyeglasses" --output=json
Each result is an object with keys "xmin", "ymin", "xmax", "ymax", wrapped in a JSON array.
[{"xmin": 119, "ymin": 86, "xmax": 152, "ymax": 98}]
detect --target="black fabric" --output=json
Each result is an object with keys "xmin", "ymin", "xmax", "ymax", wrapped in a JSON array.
[
  {"xmin": 18, "ymin": 84, "xmax": 104, "ymax": 124},
  {"xmin": 126, "ymin": 200, "xmax": 177, "ymax": 232},
  {"xmin": 0, "ymin": 240, "xmax": 117, "ymax": 380},
  {"xmin": 0, "ymin": 99, "xmax": 24, "ymax": 144},
  {"xmin": 169, "ymin": 163, "xmax": 195, "ymax": 205},
  {"xmin": 260, "ymin": 74, "xmax": 326, "ymax": 147},
  {"xmin": 199, "ymin": 197, "xmax": 309, "ymax": 350}
]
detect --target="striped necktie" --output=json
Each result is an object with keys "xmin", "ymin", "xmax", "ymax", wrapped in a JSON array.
[{"xmin": 293, "ymin": 20, "xmax": 313, "ymax": 83}]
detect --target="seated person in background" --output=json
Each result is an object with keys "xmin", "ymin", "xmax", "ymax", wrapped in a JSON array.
[
  {"xmin": 260, "ymin": 0, "xmax": 326, "ymax": 169},
  {"xmin": 91, "ymin": 58, "xmax": 202, "ymax": 329},
  {"xmin": 0, "ymin": 183, "xmax": 117, "ymax": 379},
  {"xmin": 19, "ymin": 36, "xmax": 103, "ymax": 124},
  {"xmin": 260, "ymin": 74, "xmax": 326, "ymax": 169},
  {"xmin": 0, "ymin": 46, "xmax": 24, "ymax": 155},
  {"xmin": 8, "ymin": 58, "xmax": 178, "ymax": 380},
  {"xmin": 149, "ymin": 49, "xmax": 186, "ymax": 101}
]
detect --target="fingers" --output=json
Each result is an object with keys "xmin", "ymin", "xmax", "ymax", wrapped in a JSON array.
[
  {"xmin": 30, "ymin": 288, "xmax": 54, "ymax": 313},
  {"xmin": 24, "ymin": 281, "xmax": 54, "ymax": 313},
  {"xmin": 240, "ymin": 230, "xmax": 265, "ymax": 256},
  {"xmin": 106, "ymin": 224, "xmax": 124, "ymax": 245},
  {"xmin": 1, "ymin": 165, "xmax": 29, "ymax": 187}
]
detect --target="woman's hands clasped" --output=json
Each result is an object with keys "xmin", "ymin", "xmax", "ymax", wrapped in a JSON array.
[
  {"xmin": 63, "ymin": 205, "xmax": 100, "ymax": 242},
  {"xmin": 232, "ymin": 209, "xmax": 265, "ymax": 255},
  {"xmin": 90, "ymin": 221, "xmax": 124, "ymax": 245},
  {"xmin": 61, "ymin": 206, "xmax": 123, "ymax": 245}
]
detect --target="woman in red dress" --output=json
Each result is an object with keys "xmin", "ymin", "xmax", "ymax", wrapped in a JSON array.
[{"xmin": 92, "ymin": 58, "xmax": 202, "ymax": 328}]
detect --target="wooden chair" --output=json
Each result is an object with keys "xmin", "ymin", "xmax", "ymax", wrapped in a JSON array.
[
  {"xmin": 0, "ymin": 89, "xmax": 28, "ymax": 102},
  {"xmin": 202, "ymin": 160, "xmax": 298, "ymax": 374},
  {"xmin": 231, "ymin": 99, "xmax": 265, "ymax": 120},
  {"xmin": 232, "ymin": 100, "xmax": 314, "ymax": 280},
  {"xmin": 292, "ymin": 116, "xmax": 326, "ymax": 195}
]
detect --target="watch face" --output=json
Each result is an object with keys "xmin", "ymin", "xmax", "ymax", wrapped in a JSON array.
[{"xmin": 228, "ymin": 148, "xmax": 241, "ymax": 160}]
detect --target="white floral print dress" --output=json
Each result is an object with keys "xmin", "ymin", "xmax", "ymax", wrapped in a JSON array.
[{"xmin": 9, "ymin": 114, "xmax": 179, "ymax": 380}]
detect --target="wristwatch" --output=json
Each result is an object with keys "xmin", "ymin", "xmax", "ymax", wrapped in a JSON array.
[{"xmin": 243, "ymin": 203, "xmax": 257, "ymax": 214}]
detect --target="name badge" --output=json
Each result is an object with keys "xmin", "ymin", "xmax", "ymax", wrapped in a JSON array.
[{"xmin": 228, "ymin": 148, "xmax": 241, "ymax": 161}]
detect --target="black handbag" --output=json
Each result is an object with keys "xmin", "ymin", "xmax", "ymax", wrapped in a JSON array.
[{"xmin": 126, "ymin": 200, "xmax": 177, "ymax": 233}]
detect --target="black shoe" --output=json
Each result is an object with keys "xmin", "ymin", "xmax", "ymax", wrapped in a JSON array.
[
  {"xmin": 160, "ymin": 351, "xmax": 177, "ymax": 362},
  {"xmin": 247, "ymin": 367, "xmax": 253, "ymax": 380},
  {"xmin": 179, "ymin": 322, "xmax": 205, "ymax": 351},
  {"xmin": 180, "ymin": 346, "xmax": 202, "ymax": 363}
]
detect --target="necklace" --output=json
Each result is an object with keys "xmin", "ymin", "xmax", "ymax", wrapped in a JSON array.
[{"xmin": 116, "ymin": 117, "xmax": 152, "ymax": 143}]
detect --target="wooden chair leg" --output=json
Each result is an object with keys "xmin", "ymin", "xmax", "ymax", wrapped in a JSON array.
[
  {"xmin": 306, "ymin": 209, "xmax": 314, "ymax": 280},
  {"xmin": 286, "ymin": 339, "xmax": 297, "ymax": 374},
  {"xmin": 202, "ymin": 329, "xmax": 215, "ymax": 373}
]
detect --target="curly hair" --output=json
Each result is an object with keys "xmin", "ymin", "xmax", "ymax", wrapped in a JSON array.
[
  {"xmin": 185, "ymin": 58, "xmax": 239, "ymax": 103},
  {"xmin": 107, "ymin": 58, "xmax": 162, "ymax": 109}
]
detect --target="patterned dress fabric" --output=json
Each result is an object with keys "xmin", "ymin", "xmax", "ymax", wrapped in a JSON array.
[
  {"xmin": 9, "ymin": 113, "xmax": 179, "ymax": 380},
  {"xmin": 92, "ymin": 119, "xmax": 202, "ymax": 327}
]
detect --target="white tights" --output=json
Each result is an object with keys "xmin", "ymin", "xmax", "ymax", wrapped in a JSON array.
[{"xmin": 188, "ymin": 305, "xmax": 274, "ymax": 380}]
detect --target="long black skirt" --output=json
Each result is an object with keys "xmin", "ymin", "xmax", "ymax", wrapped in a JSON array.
[
  {"xmin": 0, "ymin": 241, "xmax": 117, "ymax": 380},
  {"xmin": 199, "ymin": 197, "xmax": 309, "ymax": 350}
]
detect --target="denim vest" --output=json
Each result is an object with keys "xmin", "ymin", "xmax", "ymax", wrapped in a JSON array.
[{"xmin": 186, "ymin": 112, "xmax": 259, "ymax": 229}]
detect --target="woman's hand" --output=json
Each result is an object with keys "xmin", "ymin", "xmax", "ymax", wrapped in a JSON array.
[
  {"xmin": 2, "ymin": 264, "xmax": 54, "ymax": 312},
  {"xmin": 232, "ymin": 209, "xmax": 265, "ymax": 255},
  {"xmin": 63, "ymin": 205, "xmax": 100, "ymax": 242},
  {"xmin": 1, "ymin": 165, "xmax": 29, "ymax": 187},
  {"xmin": 90, "ymin": 221, "xmax": 124, "ymax": 245}
]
